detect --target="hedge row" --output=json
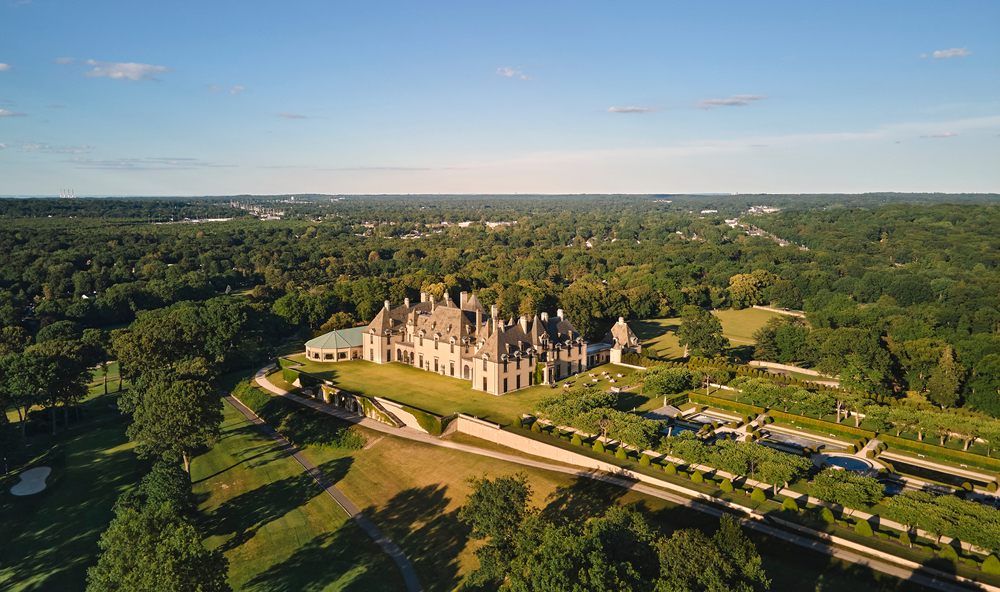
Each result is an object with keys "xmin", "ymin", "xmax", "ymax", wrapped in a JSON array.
[
  {"xmin": 401, "ymin": 404, "xmax": 444, "ymax": 436},
  {"xmin": 767, "ymin": 409, "xmax": 875, "ymax": 440},
  {"xmin": 689, "ymin": 393, "xmax": 765, "ymax": 417},
  {"xmin": 879, "ymin": 433, "xmax": 1000, "ymax": 473}
]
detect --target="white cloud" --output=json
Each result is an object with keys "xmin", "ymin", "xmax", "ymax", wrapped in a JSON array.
[
  {"xmin": 54, "ymin": 57, "xmax": 75, "ymax": 65},
  {"xmin": 922, "ymin": 47, "xmax": 970, "ymax": 59},
  {"xmin": 207, "ymin": 84, "xmax": 223, "ymax": 93},
  {"xmin": 47, "ymin": 104, "xmax": 65, "ymax": 108},
  {"xmin": 0, "ymin": 109, "xmax": 27, "ymax": 117},
  {"xmin": 692, "ymin": 95, "xmax": 767, "ymax": 109},
  {"xmin": 920, "ymin": 132, "xmax": 957, "ymax": 138},
  {"xmin": 68, "ymin": 156, "xmax": 235, "ymax": 170},
  {"xmin": 0, "ymin": 143, "xmax": 7, "ymax": 149},
  {"xmin": 0, "ymin": 63, "xmax": 11, "ymax": 71},
  {"xmin": 278, "ymin": 113, "xmax": 306, "ymax": 119},
  {"xmin": 607, "ymin": 106, "xmax": 658, "ymax": 113},
  {"xmin": 230, "ymin": 85, "xmax": 244, "ymax": 95},
  {"xmin": 83, "ymin": 60, "xmax": 172, "ymax": 81},
  {"xmin": 496, "ymin": 67, "xmax": 531, "ymax": 81},
  {"xmin": 19, "ymin": 143, "xmax": 91, "ymax": 153}
]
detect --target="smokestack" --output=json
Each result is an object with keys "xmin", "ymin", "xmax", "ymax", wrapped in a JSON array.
[
  {"xmin": 460, "ymin": 291, "xmax": 468, "ymax": 307},
  {"xmin": 557, "ymin": 309, "xmax": 564, "ymax": 320},
  {"xmin": 519, "ymin": 316, "xmax": 528, "ymax": 333},
  {"xmin": 384, "ymin": 300, "xmax": 390, "ymax": 311},
  {"xmin": 491, "ymin": 305, "xmax": 498, "ymax": 334},
  {"xmin": 404, "ymin": 297, "xmax": 410, "ymax": 308},
  {"xmin": 421, "ymin": 292, "xmax": 427, "ymax": 303}
]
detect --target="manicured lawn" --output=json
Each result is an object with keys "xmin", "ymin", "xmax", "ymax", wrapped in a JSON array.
[
  {"xmin": 0, "ymin": 396, "xmax": 145, "ymax": 591},
  {"xmin": 286, "ymin": 355, "xmax": 635, "ymax": 425},
  {"xmin": 192, "ymin": 400, "xmax": 403, "ymax": 592},
  {"xmin": 632, "ymin": 308, "xmax": 781, "ymax": 360},
  {"xmin": 300, "ymin": 427, "xmax": 925, "ymax": 592}
]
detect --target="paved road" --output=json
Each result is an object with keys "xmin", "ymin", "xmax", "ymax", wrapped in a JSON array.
[
  {"xmin": 223, "ymin": 393, "xmax": 424, "ymax": 592},
  {"xmin": 253, "ymin": 366, "xmax": 993, "ymax": 592}
]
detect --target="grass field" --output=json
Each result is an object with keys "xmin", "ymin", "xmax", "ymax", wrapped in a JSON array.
[
  {"xmin": 0, "ymin": 394, "xmax": 145, "ymax": 591},
  {"xmin": 193, "ymin": 400, "xmax": 404, "ymax": 592},
  {"xmin": 286, "ymin": 355, "xmax": 636, "ymax": 425},
  {"xmin": 632, "ymin": 308, "xmax": 782, "ymax": 360},
  {"xmin": 297, "ymin": 427, "xmax": 925, "ymax": 592}
]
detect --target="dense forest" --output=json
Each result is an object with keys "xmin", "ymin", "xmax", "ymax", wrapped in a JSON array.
[{"xmin": 0, "ymin": 193, "xmax": 998, "ymax": 428}]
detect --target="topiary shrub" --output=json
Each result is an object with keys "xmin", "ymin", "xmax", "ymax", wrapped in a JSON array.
[
  {"xmin": 639, "ymin": 454, "xmax": 651, "ymax": 466},
  {"xmin": 836, "ymin": 519, "xmax": 849, "ymax": 528},
  {"xmin": 877, "ymin": 532, "xmax": 889, "ymax": 540},
  {"xmin": 982, "ymin": 554, "xmax": 1000, "ymax": 575},
  {"xmin": 939, "ymin": 544, "xmax": 959, "ymax": 562},
  {"xmin": 854, "ymin": 520, "xmax": 873, "ymax": 537},
  {"xmin": 866, "ymin": 450, "xmax": 875, "ymax": 459},
  {"xmin": 593, "ymin": 441, "xmax": 605, "ymax": 453},
  {"xmin": 821, "ymin": 507, "xmax": 835, "ymax": 524},
  {"xmin": 531, "ymin": 421, "xmax": 541, "ymax": 433},
  {"xmin": 898, "ymin": 532, "xmax": 911, "ymax": 547},
  {"xmin": 750, "ymin": 487, "xmax": 766, "ymax": 503},
  {"xmin": 964, "ymin": 558, "xmax": 978, "ymax": 568},
  {"xmin": 615, "ymin": 447, "xmax": 628, "ymax": 460},
  {"xmin": 846, "ymin": 445, "xmax": 857, "ymax": 454},
  {"xmin": 665, "ymin": 462, "xmax": 676, "ymax": 475},
  {"xmin": 571, "ymin": 434, "xmax": 583, "ymax": 446},
  {"xmin": 692, "ymin": 471, "xmax": 704, "ymax": 484},
  {"xmin": 987, "ymin": 481, "xmax": 998, "ymax": 493},
  {"xmin": 782, "ymin": 497, "xmax": 799, "ymax": 512},
  {"xmin": 961, "ymin": 481, "xmax": 973, "ymax": 491},
  {"xmin": 720, "ymin": 478, "xmax": 734, "ymax": 492},
  {"xmin": 921, "ymin": 545, "xmax": 935, "ymax": 555}
]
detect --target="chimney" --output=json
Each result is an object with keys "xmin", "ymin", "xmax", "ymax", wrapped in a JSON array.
[
  {"xmin": 421, "ymin": 292, "xmax": 427, "ymax": 303},
  {"xmin": 541, "ymin": 312, "xmax": 549, "ymax": 322},
  {"xmin": 491, "ymin": 304, "xmax": 498, "ymax": 334},
  {"xmin": 476, "ymin": 307, "xmax": 482, "ymax": 336},
  {"xmin": 404, "ymin": 297, "xmax": 410, "ymax": 308},
  {"xmin": 618, "ymin": 316, "xmax": 625, "ymax": 325},
  {"xmin": 460, "ymin": 291, "xmax": 468, "ymax": 307},
  {"xmin": 384, "ymin": 300, "xmax": 390, "ymax": 311},
  {"xmin": 557, "ymin": 309, "xmax": 564, "ymax": 320},
  {"xmin": 519, "ymin": 316, "xmax": 528, "ymax": 333},
  {"xmin": 443, "ymin": 291, "xmax": 451, "ymax": 304},
  {"xmin": 429, "ymin": 294, "xmax": 436, "ymax": 311}
]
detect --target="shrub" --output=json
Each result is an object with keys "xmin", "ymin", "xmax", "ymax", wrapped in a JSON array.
[
  {"xmin": 720, "ymin": 478, "xmax": 734, "ymax": 492},
  {"xmin": 846, "ymin": 445, "xmax": 857, "ymax": 454},
  {"xmin": 854, "ymin": 520, "xmax": 873, "ymax": 537},
  {"xmin": 866, "ymin": 450, "xmax": 875, "ymax": 459},
  {"xmin": 743, "ymin": 414, "xmax": 752, "ymax": 424},
  {"xmin": 615, "ymin": 447, "xmax": 628, "ymax": 460},
  {"xmin": 782, "ymin": 497, "xmax": 799, "ymax": 512},
  {"xmin": 751, "ymin": 487, "xmax": 766, "ymax": 503},
  {"xmin": 836, "ymin": 519, "xmax": 849, "ymax": 528},
  {"xmin": 961, "ymin": 481, "xmax": 973, "ymax": 491},
  {"xmin": 938, "ymin": 544, "xmax": 959, "ymax": 562},
  {"xmin": 560, "ymin": 435, "xmax": 570, "ymax": 442},
  {"xmin": 821, "ymin": 507, "xmax": 835, "ymax": 524},
  {"xmin": 692, "ymin": 471, "xmax": 704, "ymax": 484},
  {"xmin": 877, "ymin": 532, "xmax": 889, "ymax": 540},
  {"xmin": 964, "ymin": 558, "xmax": 978, "ymax": 568},
  {"xmin": 531, "ymin": 421, "xmax": 541, "ymax": 433},
  {"xmin": 571, "ymin": 434, "xmax": 583, "ymax": 446},
  {"xmin": 921, "ymin": 546, "xmax": 935, "ymax": 555},
  {"xmin": 982, "ymin": 554, "xmax": 1000, "ymax": 575},
  {"xmin": 665, "ymin": 462, "xmax": 676, "ymax": 475},
  {"xmin": 988, "ymin": 481, "xmax": 998, "ymax": 493},
  {"xmin": 898, "ymin": 532, "xmax": 911, "ymax": 547},
  {"xmin": 639, "ymin": 454, "xmax": 651, "ymax": 466},
  {"xmin": 678, "ymin": 471, "xmax": 690, "ymax": 479},
  {"xmin": 593, "ymin": 441, "xmax": 605, "ymax": 453}
]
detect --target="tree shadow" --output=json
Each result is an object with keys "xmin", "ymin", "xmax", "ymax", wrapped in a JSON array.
[
  {"xmin": 242, "ymin": 525, "xmax": 405, "ymax": 592},
  {"xmin": 361, "ymin": 484, "xmax": 471, "ymax": 592},
  {"xmin": 540, "ymin": 476, "xmax": 629, "ymax": 523},
  {"xmin": 206, "ymin": 457, "xmax": 354, "ymax": 553}
]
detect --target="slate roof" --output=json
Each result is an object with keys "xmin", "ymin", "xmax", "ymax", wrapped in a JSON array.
[{"xmin": 306, "ymin": 326, "xmax": 367, "ymax": 349}]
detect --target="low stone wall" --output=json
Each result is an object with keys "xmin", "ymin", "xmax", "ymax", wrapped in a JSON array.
[
  {"xmin": 751, "ymin": 305, "xmax": 806, "ymax": 318},
  {"xmin": 376, "ymin": 397, "xmax": 429, "ymax": 434},
  {"xmin": 749, "ymin": 361, "xmax": 832, "ymax": 378}
]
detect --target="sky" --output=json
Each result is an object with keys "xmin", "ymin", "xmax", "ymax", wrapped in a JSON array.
[{"xmin": 0, "ymin": 0, "xmax": 998, "ymax": 196}]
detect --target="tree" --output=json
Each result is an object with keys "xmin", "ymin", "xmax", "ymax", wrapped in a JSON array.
[
  {"xmin": 657, "ymin": 515, "xmax": 770, "ymax": 592},
  {"xmin": 676, "ymin": 306, "xmax": 729, "ymax": 358},
  {"xmin": 966, "ymin": 354, "xmax": 1000, "ymax": 418},
  {"xmin": 86, "ymin": 502, "xmax": 231, "ymax": 592},
  {"xmin": 927, "ymin": 345, "xmax": 965, "ymax": 408},
  {"xmin": 457, "ymin": 473, "xmax": 534, "ymax": 586},
  {"xmin": 121, "ymin": 371, "xmax": 223, "ymax": 472},
  {"xmin": 810, "ymin": 469, "xmax": 884, "ymax": 514},
  {"xmin": 0, "ymin": 351, "xmax": 55, "ymax": 440}
]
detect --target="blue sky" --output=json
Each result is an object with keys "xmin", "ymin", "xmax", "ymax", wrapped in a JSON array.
[{"xmin": 1, "ymin": 0, "xmax": 997, "ymax": 195}]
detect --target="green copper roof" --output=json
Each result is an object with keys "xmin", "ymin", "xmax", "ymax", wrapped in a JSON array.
[{"xmin": 305, "ymin": 326, "xmax": 367, "ymax": 349}]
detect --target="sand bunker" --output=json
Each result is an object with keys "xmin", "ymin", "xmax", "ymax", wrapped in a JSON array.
[{"xmin": 10, "ymin": 467, "xmax": 52, "ymax": 496}]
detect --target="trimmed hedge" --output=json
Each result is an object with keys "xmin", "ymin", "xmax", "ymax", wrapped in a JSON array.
[
  {"xmin": 983, "ymin": 554, "xmax": 1000, "ymax": 575},
  {"xmin": 854, "ymin": 520, "xmax": 873, "ymax": 537},
  {"xmin": 665, "ymin": 462, "xmax": 676, "ymax": 475},
  {"xmin": 593, "ymin": 441, "xmax": 605, "ymax": 453},
  {"xmin": 639, "ymin": 454, "xmax": 651, "ymax": 466},
  {"xmin": 720, "ymin": 478, "xmax": 733, "ymax": 492},
  {"xmin": 767, "ymin": 409, "xmax": 874, "ymax": 439},
  {"xmin": 689, "ymin": 393, "xmax": 765, "ymax": 417},
  {"xmin": 821, "ymin": 507, "xmax": 835, "ymax": 524},
  {"xmin": 692, "ymin": 471, "xmax": 704, "ymax": 484},
  {"xmin": 571, "ymin": 434, "xmax": 583, "ymax": 446},
  {"xmin": 782, "ymin": 497, "xmax": 799, "ymax": 512},
  {"xmin": 988, "ymin": 482, "xmax": 998, "ymax": 493},
  {"xmin": 615, "ymin": 447, "xmax": 628, "ymax": 460},
  {"xmin": 751, "ymin": 487, "xmax": 766, "ymax": 503},
  {"xmin": 401, "ymin": 404, "xmax": 443, "ymax": 436},
  {"xmin": 898, "ymin": 532, "xmax": 911, "ymax": 547},
  {"xmin": 880, "ymin": 433, "xmax": 1000, "ymax": 472},
  {"xmin": 939, "ymin": 544, "xmax": 959, "ymax": 562}
]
